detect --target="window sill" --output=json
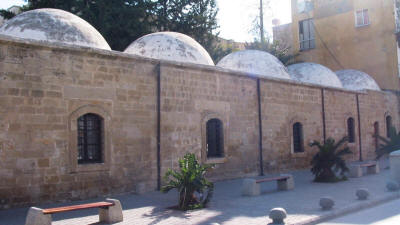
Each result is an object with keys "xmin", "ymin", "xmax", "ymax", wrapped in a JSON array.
[
  {"xmin": 355, "ymin": 23, "xmax": 370, "ymax": 28},
  {"xmin": 205, "ymin": 157, "xmax": 227, "ymax": 164},
  {"xmin": 72, "ymin": 162, "xmax": 110, "ymax": 173},
  {"xmin": 299, "ymin": 47, "xmax": 315, "ymax": 52},
  {"xmin": 291, "ymin": 151, "xmax": 307, "ymax": 158}
]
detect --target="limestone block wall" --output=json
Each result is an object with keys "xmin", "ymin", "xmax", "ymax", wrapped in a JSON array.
[
  {"xmin": 260, "ymin": 81, "xmax": 323, "ymax": 172},
  {"xmin": 0, "ymin": 39, "xmax": 158, "ymax": 208}
]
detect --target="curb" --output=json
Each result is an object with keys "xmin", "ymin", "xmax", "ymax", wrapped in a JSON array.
[{"xmin": 292, "ymin": 191, "xmax": 400, "ymax": 225}]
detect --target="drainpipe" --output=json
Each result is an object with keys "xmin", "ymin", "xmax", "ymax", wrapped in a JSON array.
[
  {"xmin": 156, "ymin": 63, "xmax": 161, "ymax": 190},
  {"xmin": 257, "ymin": 78, "xmax": 264, "ymax": 176},
  {"xmin": 321, "ymin": 89, "xmax": 326, "ymax": 143},
  {"xmin": 356, "ymin": 94, "xmax": 363, "ymax": 161}
]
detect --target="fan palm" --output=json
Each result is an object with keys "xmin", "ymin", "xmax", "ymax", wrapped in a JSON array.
[
  {"xmin": 375, "ymin": 126, "xmax": 400, "ymax": 159},
  {"xmin": 161, "ymin": 153, "xmax": 214, "ymax": 210},
  {"xmin": 310, "ymin": 137, "xmax": 352, "ymax": 182}
]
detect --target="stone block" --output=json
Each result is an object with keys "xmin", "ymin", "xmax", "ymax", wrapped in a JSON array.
[
  {"xmin": 269, "ymin": 207, "xmax": 287, "ymax": 224},
  {"xmin": 349, "ymin": 165, "xmax": 362, "ymax": 178},
  {"xmin": 25, "ymin": 207, "xmax": 51, "ymax": 225},
  {"xmin": 319, "ymin": 197, "xmax": 334, "ymax": 210},
  {"xmin": 99, "ymin": 198, "xmax": 123, "ymax": 223},
  {"xmin": 390, "ymin": 150, "xmax": 400, "ymax": 183},
  {"xmin": 277, "ymin": 174, "xmax": 294, "ymax": 191},
  {"xmin": 366, "ymin": 164, "xmax": 379, "ymax": 174},
  {"xmin": 356, "ymin": 188, "xmax": 369, "ymax": 200},
  {"xmin": 241, "ymin": 179, "xmax": 260, "ymax": 196},
  {"xmin": 136, "ymin": 182, "xmax": 146, "ymax": 195}
]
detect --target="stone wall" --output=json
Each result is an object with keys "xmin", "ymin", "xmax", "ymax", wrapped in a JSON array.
[{"xmin": 0, "ymin": 37, "xmax": 399, "ymax": 209}]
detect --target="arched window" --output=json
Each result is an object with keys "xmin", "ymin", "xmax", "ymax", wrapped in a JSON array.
[
  {"xmin": 374, "ymin": 122, "xmax": 379, "ymax": 150},
  {"xmin": 347, "ymin": 117, "xmax": 355, "ymax": 143},
  {"xmin": 386, "ymin": 115, "xmax": 392, "ymax": 138},
  {"xmin": 206, "ymin": 118, "xmax": 224, "ymax": 158},
  {"xmin": 293, "ymin": 122, "xmax": 304, "ymax": 153},
  {"xmin": 77, "ymin": 113, "xmax": 103, "ymax": 164}
]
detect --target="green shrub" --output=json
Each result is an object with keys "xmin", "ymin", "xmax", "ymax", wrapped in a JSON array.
[
  {"xmin": 375, "ymin": 126, "xmax": 400, "ymax": 159},
  {"xmin": 161, "ymin": 153, "xmax": 214, "ymax": 210},
  {"xmin": 310, "ymin": 137, "xmax": 351, "ymax": 182}
]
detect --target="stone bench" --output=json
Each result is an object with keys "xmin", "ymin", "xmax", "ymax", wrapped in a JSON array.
[
  {"xmin": 349, "ymin": 161, "xmax": 379, "ymax": 178},
  {"xmin": 25, "ymin": 198, "xmax": 123, "ymax": 225},
  {"xmin": 242, "ymin": 174, "xmax": 294, "ymax": 196}
]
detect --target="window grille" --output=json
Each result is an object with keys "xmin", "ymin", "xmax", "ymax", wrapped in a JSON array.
[
  {"xmin": 206, "ymin": 119, "xmax": 224, "ymax": 158},
  {"xmin": 293, "ymin": 122, "xmax": 304, "ymax": 153},
  {"xmin": 299, "ymin": 19, "xmax": 315, "ymax": 50},
  {"xmin": 347, "ymin": 118, "xmax": 355, "ymax": 143},
  {"xmin": 77, "ymin": 113, "xmax": 103, "ymax": 164},
  {"xmin": 374, "ymin": 122, "xmax": 379, "ymax": 150}
]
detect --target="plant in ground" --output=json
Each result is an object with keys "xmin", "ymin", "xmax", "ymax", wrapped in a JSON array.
[
  {"xmin": 310, "ymin": 137, "xmax": 352, "ymax": 182},
  {"xmin": 161, "ymin": 153, "xmax": 214, "ymax": 210},
  {"xmin": 375, "ymin": 126, "xmax": 400, "ymax": 159}
]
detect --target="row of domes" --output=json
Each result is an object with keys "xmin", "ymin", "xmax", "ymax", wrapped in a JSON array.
[{"xmin": 0, "ymin": 8, "xmax": 380, "ymax": 91}]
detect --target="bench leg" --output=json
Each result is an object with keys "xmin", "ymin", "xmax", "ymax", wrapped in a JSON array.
[
  {"xmin": 25, "ymin": 207, "xmax": 51, "ymax": 225},
  {"xmin": 241, "ymin": 179, "xmax": 260, "ymax": 196},
  {"xmin": 367, "ymin": 164, "xmax": 380, "ymax": 174},
  {"xmin": 350, "ymin": 165, "xmax": 362, "ymax": 177},
  {"xmin": 277, "ymin": 174, "xmax": 295, "ymax": 191},
  {"xmin": 99, "ymin": 198, "xmax": 123, "ymax": 223}
]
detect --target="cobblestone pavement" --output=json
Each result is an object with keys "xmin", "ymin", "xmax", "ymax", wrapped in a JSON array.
[{"xmin": 1, "ymin": 160, "xmax": 399, "ymax": 225}]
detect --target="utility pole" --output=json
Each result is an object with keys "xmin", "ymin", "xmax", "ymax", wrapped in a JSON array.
[{"xmin": 259, "ymin": 0, "xmax": 265, "ymax": 43}]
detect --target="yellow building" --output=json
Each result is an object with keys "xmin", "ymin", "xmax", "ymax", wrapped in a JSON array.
[{"xmin": 277, "ymin": 0, "xmax": 400, "ymax": 90}]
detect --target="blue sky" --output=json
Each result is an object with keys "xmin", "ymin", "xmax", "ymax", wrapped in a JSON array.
[{"xmin": 0, "ymin": 0, "xmax": 292, "ymax": 42}]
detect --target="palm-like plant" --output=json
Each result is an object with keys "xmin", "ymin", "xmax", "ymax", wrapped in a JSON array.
[
  {"xmin": 375, "ymin": 126, "xmax": 400, "ymax": 159},
  {"xmin": 310, "ymin": 137, "xmax": 352, "ymax": 182},
  {"xmin": 161, "ymin": 153, "xmax": 214, "ymax": 210}
]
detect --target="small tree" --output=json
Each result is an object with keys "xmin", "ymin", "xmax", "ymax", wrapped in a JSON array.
[
  {"xmin": 375, "ymin": 126, "xmax": 400, "ymax": 159},
  {"xmin": 310, "ymin": 137, "xmax": 352, "ymax": 182},
  {"xmin": 161, "ymin": 153, "xmax": 213, "ymax": 210}
]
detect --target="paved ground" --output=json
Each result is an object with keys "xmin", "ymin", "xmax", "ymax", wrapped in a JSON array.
[
  {"xmin": 319, "ymin": 198, "xmax": 400, "ymax": 225},
  {"xmin": 1, "ymin": 159, "xmax": 399, "ymax": 225}
]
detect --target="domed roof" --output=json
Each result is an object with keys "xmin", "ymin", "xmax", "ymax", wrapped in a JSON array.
[
  {"xmin": 0, "ymin": 8, "xmax": 111, "ymax": 50},
  {"xmin": 124, "ymin": 32, "xmax": 214, "ymax": 65},
  {"xmin": 216, "ymin": 50, "xmax": 291, "ymax": 80},
  {"xmin": 287, "ymin": 62, "xmax": 343, "ymax": 88},
  {"xmin": 335, "ymin": 69, "xmax": 380, "ymax": 91}
]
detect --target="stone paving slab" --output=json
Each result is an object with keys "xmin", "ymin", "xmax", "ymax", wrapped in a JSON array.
[{"xmin": 1, "ymin": 163, "xmax": 399, "ymax": 225}]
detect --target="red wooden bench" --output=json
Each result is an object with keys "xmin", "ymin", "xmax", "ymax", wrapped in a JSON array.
[
  {"xmin": 242, "ymin": 174, "xmax": 295, "ymax": 196},
  {"xmin": 25, "ymin": 198, "xmax": 123, "ymax": 225},
  {"xmin": 349, "ymin": 161, "xmax": 379, "ymax": 177}
]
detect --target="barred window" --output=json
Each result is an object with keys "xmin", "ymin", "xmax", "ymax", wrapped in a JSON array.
[
  {"xmin": 299, "ymin": 19, "xmax": 315, "ymax": 50},
  {"xmin": 386, "ymin": 115, "xmax": 392, "ymax": 138},
  {"xmin": 293, "ymin": 122, "xmax": 304, "ymax": 153},
  {"xmin": 206, "ymin": 119, "xmax": 224, "ymax": 158},
  {"xmin": 77, "ymin": 113, "xmax": 103, "ymax": 164},
  {"xmin": 347, "ymin": 118, "xmax": 355, "ymax": 143},
  {"xmin": 374, "ymin": 122, "xmax": 379, "ymax": 150}
]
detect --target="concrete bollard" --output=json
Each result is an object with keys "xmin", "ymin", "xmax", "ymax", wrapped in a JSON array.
[
  {"xmin": 386, "ymin": 180, "xmax": 400, "ymax": 191},
  {"xmin": 99, "ymin": 198, "xmax": 123, "ymax": 223},
  {"xmin": 356, "ymin": 188, "xmax": 369, "ymax": 200},
  {"xmin": 319, "ymin": 197, "xmax": 334, "ymax": 210},
  {"xmin": 390, "ymin": 150, "xmax": 400, "ymax": 183},
  {"xmin": 269, "ymin": 207, "xmax": 287, "ymax": 224}
]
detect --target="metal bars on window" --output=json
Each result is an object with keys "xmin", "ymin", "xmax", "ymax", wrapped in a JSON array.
[
  {"xmin": 78, "ymin": 113, "xmax": 103, "ymax": 164},
  {"xmin": 347, "ymin": 118, "xmax": 355, "ymax": 143},
  {"xmin": 299, "ymin": 19, "xmax": 315, "ymax": 50},
  {"xmin": 386, "ymin": 115, "xmax": 392, "ymax": 138},
  {"xmin": 293, "ymin": 122, "xmax": 304, "ymax": 153},
  {"xmin": 206, "ymin": 118, "xmax": 224, "ymax": 158}
]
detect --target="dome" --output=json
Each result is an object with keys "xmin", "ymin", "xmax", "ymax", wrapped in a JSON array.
[
  {"xmin": 216, "ymin": 50, "xmax": 291, "ymax": 80},
  {"xmin": 287, "ymin": 62, "xmax": 343, "ymax": 88},
  {"xmin": 124, "ymin": 32, "xmax": 214, "ymax": 65},
  {"xmin": 335, "ymin": 69, "xmax": 380, "ymax": 91},
  {"xmin": 0, "ymin": 8, "xmax": 111, "ymax": 50}
]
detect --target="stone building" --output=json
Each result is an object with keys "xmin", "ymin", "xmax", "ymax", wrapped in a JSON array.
[
  {"xmin": 274, "ymin": 0, "xmax": 400, "ymax": 90},
  {"xmin": 0, "ymin": 8, "xmax": 399, "ymax": 209}
]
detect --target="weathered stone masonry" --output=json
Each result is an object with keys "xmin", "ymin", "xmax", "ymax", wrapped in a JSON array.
[{"xmin": 0, "ymin": 36, "xmax": 398, "ymax": 209}]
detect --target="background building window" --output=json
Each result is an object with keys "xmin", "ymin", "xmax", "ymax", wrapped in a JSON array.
[
  {"xmin": 78, "ymin": 113, "xmax": 103, "ymax": 164},
  {"xmin": 386, "ymin": 115, "xmax": 393, "ymax": 138},
  {"xmin": 293, "ymin": 122, "xmax": 304, "ymax": 153},
  {"xmin": 374, "ymin": 122, "xmax": 379, "ymax": 150},
  {"xmin": 299, "ymin": 19, "xmax": 315, "ymax": 50},
  {"xmin": 355, "ymin": 9, "xmax": 369, "ymax": 27},
  {"xmin": 347, "ymin": 118, "xmax": 355, "ymax": 143},
  {"xmin": 206, "ymin": 118, "xmax": 224, "ymax": 158},
  {"xmin": 297, "ymin": 0, "xmax": 314, "ymax": 13}
]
